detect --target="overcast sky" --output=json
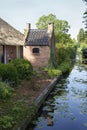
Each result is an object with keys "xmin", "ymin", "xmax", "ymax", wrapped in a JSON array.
[{"xmin": 0, "ymin": 0, "xmax": 86, "ymax": 39}]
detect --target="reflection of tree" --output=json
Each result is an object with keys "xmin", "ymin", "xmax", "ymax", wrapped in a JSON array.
[
  {"xmin": 80, "ymin": 99, "xmax": 87, "ymax": 115},
  {"xmin": 40, "ymin": 88, "xmax": 69, "ymax": 126},
  {"xmin": 40, "ymin": 99, "xmax": 54, "ymax": 126},
  {"xmin": 54, "ymin": 101, "xmax": 70, "ymax": 119},
  {"xmin": 39, "ymin": 86, "xmax": 68, "ymax": 127}
]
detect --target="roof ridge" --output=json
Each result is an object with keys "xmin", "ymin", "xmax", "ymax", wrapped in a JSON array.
[{"xmin": 31, "ymin": 29, "xmax": 47, "ymax": 31}]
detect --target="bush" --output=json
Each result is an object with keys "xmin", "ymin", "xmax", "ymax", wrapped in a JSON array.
[
  {"xmin": 0, "ymin": 82, "xmax": 14, "ymax": 100},
  {"xmin": 47, "ymin": 69, "xmax": 62, "ymax": 78},
  {"xmin": 0, "ymin": 63, "xmax": 18, "ymax": 86},
  {"xmin": 0, "ymin": 115, "xmax": 14, "ymax": 129},
  {"xmin": 56, "ymin": 43, "xmax": 77, "ymax": 65},
  {"xmin": 58, "ymin": 61, "xmax": 71, "ymax": 73},
  {"xmin": 11, "ymin": 58, "xmax": 33, "ymax": 80}
]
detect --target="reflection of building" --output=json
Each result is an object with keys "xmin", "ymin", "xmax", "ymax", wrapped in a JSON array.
[
  {"xmin": 47, "ymin": 115, "xmax": 53, "ymax": 126},
  {"xmin": 82, "ymin": 48, "xmax": 87, "ymax": 64},
  {"xmin": 24, "ymin": 23, "xmax": 55, "ymax": 68},
  {"xmin": 0, "ymin": 18, "xmax": 24, "ymax": 64}
]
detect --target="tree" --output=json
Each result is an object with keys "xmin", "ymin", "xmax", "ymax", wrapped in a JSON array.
[
  {"xmin": 77, "ymin": 28, "xmax": 85, "ymax": 43},
  {"xmin": 36, "ymin": 14, "xmax": 70, "ymax": 34},
  {"xmin": 36, "ymin": 14, "xmax": 71, "ymax": 44},
  {"xmin": 36, "ymin": 14, "xmax": 56, "ymax": 29},
  {"xmin": 83, "ymin": 0, "xmax": 87, "ymax": 34},
  {"xmin": 36, "ymin": 14, "xmax": 74, "ymax": 68},
  {"xmin": 83, "ymin": 0, "xmax": 87, "ymax": 3},
  {"xmin": 83, "ymin": 10, "xmax": 87, "ymax": 31}
]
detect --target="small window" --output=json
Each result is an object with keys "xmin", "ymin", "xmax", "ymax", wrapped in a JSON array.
[{"xmin": 32, "ymin": 48, "xmax": 39, "ymax": 53}]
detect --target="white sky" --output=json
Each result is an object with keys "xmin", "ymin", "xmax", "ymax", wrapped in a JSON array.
[{"xmin": 0, "ymin": 0, "xmax": 86, "ymax": 39}]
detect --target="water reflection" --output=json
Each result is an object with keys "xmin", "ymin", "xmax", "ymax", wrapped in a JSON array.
[{"xmin": 27, "ymin": 65, "xmax": 87, "ymax": 130}]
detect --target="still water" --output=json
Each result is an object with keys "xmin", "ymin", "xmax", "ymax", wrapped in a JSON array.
[{"xmin": 28, "ymin": 65, "xmax": 87, "ymax": 130}]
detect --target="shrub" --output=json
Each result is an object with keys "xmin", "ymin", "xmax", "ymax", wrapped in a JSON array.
[
  {"xmin": 56, "ymin": 43, "xmax": 77, "ymax": 65},
  {"xmin": 11, "ymin": 58, "xmax": 33, "ymax": 80},
  {"xmin": 58, "ymin": 61, "xmax": 71, "ymax": 73},
  {"xmin": 0, "ymin": 115, "xmax": 14, "ymax": 129},
  {"xmin": 47, "ymin": 69, "xmax": 62, "ymax": 78},
  {"xmin": 0, "ymin": 63, "xmax": 18, "ymax": 86},
  {"xmin": 0, "ymin": 82, "xmax": 14, "ymax": 100}
]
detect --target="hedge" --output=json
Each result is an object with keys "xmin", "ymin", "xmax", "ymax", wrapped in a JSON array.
[
  {"xmin": 0, "ymin": 63, "xmax": 18, "ymax": 86},
  {"xmin": 11, "ymin": 58, "xmax": 33, "ymax": 80}
]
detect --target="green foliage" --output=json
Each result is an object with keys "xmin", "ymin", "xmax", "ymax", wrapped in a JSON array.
[
  {"xmin": 58, "ymin": 61, "xmax": 71, "ymax": 73},
  {"xmin": 56, "ymin": 43, "xmax": 77, "ymax": 65},
  {"xmin": 0, "ymin": 82, "xmax": 14, "ymax": 100},
  {"xmin": 0, "ymin": 115, "xmax": 14, "ymax": 129},
  {"xmin": 77, "ymin": 40, "xmax": 87, "ymax": 62},
  {"xmin": 36, "ymin": 13, "xmax": 76, "ymax": 72},
  {"xmin": 78, "ymin": 40, "xmax": 87, "ymax": 55},
  {"xmin": 36, "ymin": 14, "xmax": 56, "ymax": 29},
  {"xmin": 36, "ymin": 14, "xmax": 70, "ymax": 33},
  {"xmin": 12, "ymin": 100, "xmax": 37, "ymax": 127},
  {"xmin": 80, "ymin": 41, "xmax": 87, "ymax": 49},
  {"xmin": 55, "ymin": 42, "xmax": 77, "ymax": 73},
  {"xmin": 12, "ymin": 100, "xmax": 24, "ymax": 114},
  {"xmin": 55, "ymin": 33, "xmax": 73, "ymax": 44},
  {"xmin": 46, "ymin": 68, "xmax": 62, "ymax": 78},
  {"xmin": 83, "ymin": 0, "xmax": 87, "ymax": 32},
  {"xmin": 0, "ymin": 99, "xmax": 37, "ymax": 129},
  {"xmin": 0, "ymin": 63, "xmax": 18, "ymax": 86},
  {"xmin": 11, "ymin": 58, "xmax": 33, "ymax": 80},
  {"xmin": 77, "ymin": 28, "xmax": 85, "ymax": 43},
  {"xmin": 36, "ymin": 13, "xmax": 71, "ymax": 44}
]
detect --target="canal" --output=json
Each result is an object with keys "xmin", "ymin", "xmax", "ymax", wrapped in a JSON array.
[{"xmin": 27, "ymin": 64, "xmax": 87, "ymax": 130}]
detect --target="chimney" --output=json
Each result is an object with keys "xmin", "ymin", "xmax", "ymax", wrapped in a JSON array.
[
  {"xmin": 24, "ymin": 23, "xmax": 31, "ymax": 38},
  {"xmin": 48, "ymin": 23, "xmax": 54, "ymax": 38},
  {"xmin": 26, "ymin": 23, "xmax": 31, "ymax": 31}
]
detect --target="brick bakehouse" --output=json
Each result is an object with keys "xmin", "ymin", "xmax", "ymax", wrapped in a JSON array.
[{"xmin": 24, "ymin": 23, "xmax": 55, "ymax": 68}]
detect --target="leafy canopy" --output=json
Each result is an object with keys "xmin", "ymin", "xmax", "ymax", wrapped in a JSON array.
[
  {"xmin": 36, "ymin": 13, "xmax": 72, "ymax": 44},
  {"xmin": 36, "ymin": 13, "xmax": 70, "ymax": 34},
  {"xmin": 83, "ymin": 0, "xmax": 87, "ymax": 33},
  {"xmin": 77, "ymin": 28, "xmax": 85, "ymax": 43},
  {"xmin": 83, "ymin": 0, "xmax": 87, "ymax": 3}
]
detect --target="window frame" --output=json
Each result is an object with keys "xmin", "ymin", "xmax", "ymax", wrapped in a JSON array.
[{"xmin": 32, "ymin": 48, "xmax": 40, "ymax": 54}]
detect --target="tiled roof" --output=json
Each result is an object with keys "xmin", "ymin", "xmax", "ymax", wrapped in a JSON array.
[
  {"xmin": 0, "ymin": 18, "xmax": 24, "ymax": 46},
  {"xmin": 25, "ymin": 29, "xmax": 49, "ymax": 46}
]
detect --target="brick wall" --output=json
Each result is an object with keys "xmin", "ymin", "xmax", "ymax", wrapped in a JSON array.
[{"xmin": 23, "ymin": 46, "xmax": 50, "ymax": 68}]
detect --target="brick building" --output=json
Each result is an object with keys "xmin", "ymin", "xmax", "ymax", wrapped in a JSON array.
[{"xmin": 24, "ymin": 23, "xmax": 55, "ymax": 68}]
